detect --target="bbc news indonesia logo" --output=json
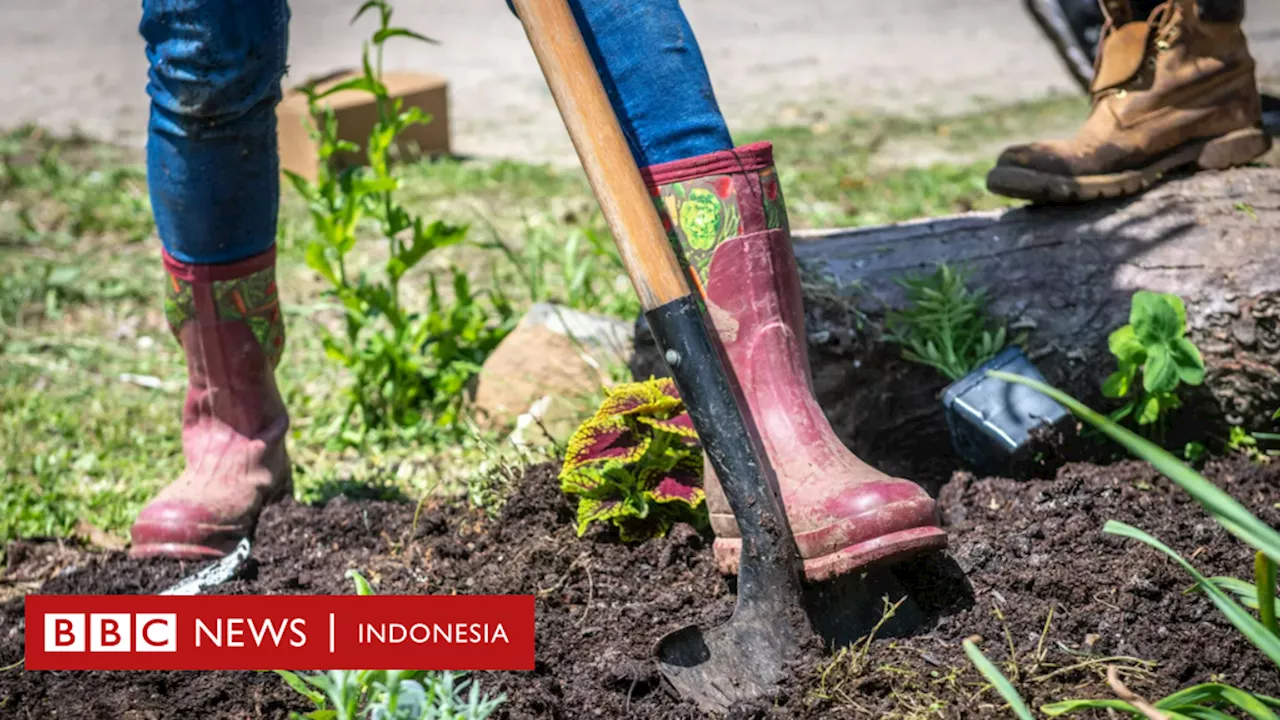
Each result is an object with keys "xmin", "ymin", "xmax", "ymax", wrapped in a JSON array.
[{"xmin": 25, "ymin": 595, "xmax": 534, "ymax": 671}]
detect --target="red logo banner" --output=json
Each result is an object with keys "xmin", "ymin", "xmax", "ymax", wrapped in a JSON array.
[{"xmin": 24, "ymin": 594, "xmax": 535, "ymax": 671}]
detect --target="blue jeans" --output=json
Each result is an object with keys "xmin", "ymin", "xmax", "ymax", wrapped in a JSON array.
[{"xmin": 144, "ymin": 0, "xmax": 732, "ymax": 265}]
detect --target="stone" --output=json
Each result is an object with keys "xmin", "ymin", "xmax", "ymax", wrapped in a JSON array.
[{"xmin": 474, "ymin": 303, "xmax": 633, "ymax": 443}]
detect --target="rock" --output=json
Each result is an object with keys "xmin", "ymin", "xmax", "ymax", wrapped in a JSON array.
[{"xmin": 474, "ymin": 303, "xmax": 633, "ymax": 443}]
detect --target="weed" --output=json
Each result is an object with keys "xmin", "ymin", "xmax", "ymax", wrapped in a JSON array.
[
  {"xmin": 275, "ymin": 571, "xmax": 505, "ymax": 720},
  {"xmin": 814, "ymin": 596, "xmax": 909, "ymax": 705},
  {"xmin": 558, "ymin": 377, "xmax": 706, "ymax": 541},
  {"xmin": 1101, "ymin": 291, "xmax": 1204, "ymax": 433},
  {"xmin": 286, "ymin": 1, "xmax": 514, "ymax": 444},
  {"xmin": 885, "ymin": 263, "xmax": 1012, "ymax": 381}
]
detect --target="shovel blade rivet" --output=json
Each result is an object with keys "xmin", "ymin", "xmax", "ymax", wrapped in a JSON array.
[{"xmin": 665, "ymin": 349, "xmax": 681, "ymax": 366}]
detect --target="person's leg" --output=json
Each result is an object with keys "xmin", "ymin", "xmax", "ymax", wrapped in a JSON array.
[
  {"xmin": 538, "ymin": 0, "xmax": 947, "ymax": 580},
  {"xmin": 130, "ymin": 0, "xmax": 293, "ymax": 559}
]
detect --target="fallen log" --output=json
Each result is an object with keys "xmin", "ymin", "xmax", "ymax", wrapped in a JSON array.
[{"xmin": 633, "ymin": 168, "xmax": 1280, "ymax": 484}]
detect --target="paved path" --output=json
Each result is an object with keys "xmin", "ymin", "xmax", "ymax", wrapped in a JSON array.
[{"xmin": 3, "ymin": 1, "xmax": 1279, "ymax": 163}]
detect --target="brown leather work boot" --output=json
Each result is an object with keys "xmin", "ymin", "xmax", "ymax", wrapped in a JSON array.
[{"xmin": 988, "ymin": 0, "xmax": 1270, "ymax": 203}]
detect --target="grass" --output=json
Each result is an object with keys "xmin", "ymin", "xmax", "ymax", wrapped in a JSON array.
[{"xmin": 0, "ymin": 94, "xmax": 1087, "ymax": 552}]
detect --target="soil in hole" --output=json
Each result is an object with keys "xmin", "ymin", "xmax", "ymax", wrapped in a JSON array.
[{"xmin": 2, "ymin": 458, "xmax": 1279, "ymax": 718}]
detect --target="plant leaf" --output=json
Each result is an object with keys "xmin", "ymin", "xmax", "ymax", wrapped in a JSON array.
[
  {"xmin": 1170, "ymin": 337, "xmax": 1205, "ymax": 386},
  {"xmin": 305, "ymin": 243, "xmax": 338, "ymax": 286},
  {"xmin": 962, "ymin": 640, "xmax": 1035, "ymax": 720},
  {"xmin": 372, "ymin": 27, "xmax": 439, "ymax": 45},
  {"xmin": 575, "ymin": 497, "xmax": 632, "ymax": 537},
  {"xmin": 1161, "ymin": 292, "xmax": 1189, "ymax": 335},
  {"xmin": 1108, "ymin": 325, "xmax": 1147, "ymax": 364},
  {"xmin": 1102, "ymin": 366, "xmax": 1133, "ymax": 399},
  {"xmin": 641, "ymin": 455, "xmax": 704, "ymax": 507},
  {"xmin": 595, "ymin": 379, "xmax": 683, "ymax": 421},
  {"xmin": 1143, "ymin": 343, "xmax": 1178, "ymax": 394},
  {"xmin": 1136, "ymin": 395, "xmax": 1162, "ymax": 425},
  {"xmin": 346, "ymin": 570, "xmax": 375, "ymax": 596},
  {"xmin": 1041, "ymin": 699, "xmax": 1140, "ymax": 716},
  {"xmin": 561, "ymin": 416, "xmax": 650, "ymax": 475},
  {"xmin": 274, "ymin": 670, "xmax": 328, "ymax": 708},
  {"xmin": 635, "ymin": 412, "xmax": 698, "ymax": 440},
  {"xmin": 1131, "ymin": 290, "xmax": 1181, "ymax": 344}
]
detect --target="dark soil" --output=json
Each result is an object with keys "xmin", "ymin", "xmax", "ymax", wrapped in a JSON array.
[{"xmin": 3, "ymin": 458, "xmax": 1280, "ymax": 719}]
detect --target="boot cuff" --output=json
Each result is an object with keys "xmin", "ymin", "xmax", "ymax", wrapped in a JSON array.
[
  {"xmin": 163, "ymin": 246, "xmax": 277, "ymax": 282},
  {"xmin": 640, "ymin": 142, "xmax": 774, "ymax": 186}
]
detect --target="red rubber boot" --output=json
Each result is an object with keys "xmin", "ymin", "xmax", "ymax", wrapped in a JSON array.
[
  {"xmin": 129, "ymin": 247, "xmax": 292, "ymax": 559},
  {"xmin": 641, "ymin": 142, "xmax": 947, "ymax": 582}
]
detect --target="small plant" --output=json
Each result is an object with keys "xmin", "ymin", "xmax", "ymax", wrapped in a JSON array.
[
  {"xmin": 885, "ymin": 263, "xmax": 1010, "ymax": 381},
  {"xmin": 1101, "ymin": 291, "xmax": 1203, "ymax": 430},
  {"xmin": 275, "ymin": 571, "xmax": 505, "ymax": 720},
  {"xmin": 558, "ymin": 377, "xmax": 707, "ymax": 541},
  {"xmin": 286, "ymin": 0, "xmax": 515, "ymax": 443}
]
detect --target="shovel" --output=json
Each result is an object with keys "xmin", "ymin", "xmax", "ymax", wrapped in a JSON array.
[{"xmin": 511, "ymin": 0, "xmax": 817, "ymax": 711}]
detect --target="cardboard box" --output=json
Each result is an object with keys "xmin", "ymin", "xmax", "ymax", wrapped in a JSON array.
[{"xmin": 276, "ymin": 70, "xmax": 450, "ymax": 181}]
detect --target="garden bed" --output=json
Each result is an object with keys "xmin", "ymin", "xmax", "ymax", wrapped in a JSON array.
[{"xmin": 3, "ymin": 457, "xmax": 1279, "ymax": 719}]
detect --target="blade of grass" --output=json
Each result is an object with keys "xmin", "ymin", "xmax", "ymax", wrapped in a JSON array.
[
  {"xmin": 1104, "ymin": 521, "xmax": 1280, "ymax": 667},
  {"xmin": 1205, "ymin": 577, "xmax": 1265, "ymax": 610},
  {"xmin": 986, "ymin": 371, "xmax": 1280, "ymax": 563},
  {"xmin": 1041, "ymin": 699, "xmax": 1139, "ymax": 716},
  {"xmin": 963, "ymin": 639, "xmax": 1036, "ymax": 720},
  {"xmin": 1257, "ymin": 551, "xmax": 1279, "ymax": 637}
]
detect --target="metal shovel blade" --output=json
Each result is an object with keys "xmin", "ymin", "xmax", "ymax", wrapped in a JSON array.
[
  {"xmin": 657, "ymin": 597, "xmax": 805, "ymax": 714},
  {"xmin": 646, "ymin": 297, "xmax": 815, "ymax": 715}
]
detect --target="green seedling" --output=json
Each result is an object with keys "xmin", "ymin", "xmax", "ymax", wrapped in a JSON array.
[
  {"xmin": 558, "ymin": 377, "xmax": 707, "ymax": 541},
  {"xmin": 274, "ymin": 571, "xmax": 505, "ymax": 720},
  {"xmin": 287, "ymin": 0, "xmax": 514, "ymax": 444},
  {"xmin": 885, "ymin": 263, "xmax": 1013, "ymax": 381},
  {"xmin": 962, "ymin": 639, "xmax": 1035, "ymax": 720},
  {"xmin": 1101, "ymin": 291, "xmax": 1203, "ymax": 431}
]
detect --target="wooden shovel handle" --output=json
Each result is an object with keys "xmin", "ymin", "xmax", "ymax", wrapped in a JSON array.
[{"xmin": 511, "ymin": 0, "xmax": 690, "ymax": 310}]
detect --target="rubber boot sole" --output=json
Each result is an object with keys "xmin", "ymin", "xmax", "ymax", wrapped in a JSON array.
[
  {"xmin": 986, "ymin": 127, "xmax": 1272, "ymax": 204},
  {"xmin": 128, "ymin": 475, "xmax": 293, "ymax": 560},
  {"xmin": 713, "ymin": 525, "xmax": 948, "ymax": 583}
]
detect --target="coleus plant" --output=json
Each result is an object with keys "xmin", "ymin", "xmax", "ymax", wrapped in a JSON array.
[
  {"xmin": 559, "ymin": 377, "xmax": 707, "ymax": 541},
  {"xmin": 1102, "ymin": 290, "xmax": 1204, "ymax": 429}
]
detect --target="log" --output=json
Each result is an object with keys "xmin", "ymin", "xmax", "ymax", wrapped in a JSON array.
[{"xmin": 633, "ymin": 168, "xmax": 1280, "ymax": 484}]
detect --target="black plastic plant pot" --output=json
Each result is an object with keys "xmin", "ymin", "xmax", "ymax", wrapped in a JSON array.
[{"xmin": 942, "ymin": 346, "xmax": 1071, "ymax": 473}]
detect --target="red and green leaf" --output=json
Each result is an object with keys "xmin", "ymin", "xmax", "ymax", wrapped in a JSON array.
[
  {"xmin": 575, "ymin": 497, "xmax": 636, "ymax": 537},
  {"xmin": 636, "ymin": 411, "xmax": 697, "ymax": 439},
  {"xmin": 561, "ymin": 416, "xmax": 650, "ymax": 474},
  {"xmin": 596, "ymin": 378, "xmax": 683, "ymax": 420},
  {"xmin": 642, "ymin": 455, "xmax": 705, "ymax": 507}
]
